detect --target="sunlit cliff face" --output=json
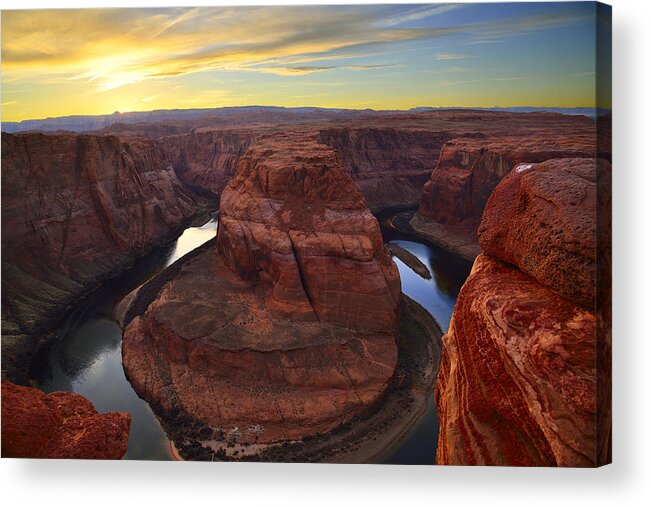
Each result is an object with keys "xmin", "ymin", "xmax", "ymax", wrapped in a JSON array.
[{"xmin": 1, "ymin": 3, "xmax": 610, "ymax": 121}]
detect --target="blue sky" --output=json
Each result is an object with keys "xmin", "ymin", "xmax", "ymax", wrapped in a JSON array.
[{"xmin": 1, "ymin": 2, "xmax": 611, "ymax": 120}]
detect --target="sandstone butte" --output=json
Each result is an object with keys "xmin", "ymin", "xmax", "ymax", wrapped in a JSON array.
[
  {"xmin": 121, "ymin": 132, "xmax": 401, "ymax": 445},
  {"xmin": 414, "ymin": 112, "xmax": 611, "ymax": 260},
  {"xmin": 1, "ymin": 380, "xmax": 130, "ymax": 459},
  {"xmin": 436, "ymin": 158, "xmax": 611, "ymax": 466}
]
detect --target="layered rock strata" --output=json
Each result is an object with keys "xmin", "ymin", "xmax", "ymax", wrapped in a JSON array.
[
  {"xmin": 161, "ymin": 129, "xmax": 255, "ymax": 202},
  {"xmin": 122, "ymin": 133, "xmax": 401, "ymax": 446},
  {"xmin": 1, "ymin": 132, "xmax": 198, "ymax": 381},
  {"xmin": 318, "ymin": 127, "xmax": 451, "ymax": 210},
  {"xmin": 414, "ymin": 114, "xmax": 608, "ymax": 258},
  {"xmin": 435, "ymin": 158, "xmax": 610, "ymax": 466},
  {"xmin": 1, "ymin": 380, "xmax": 131, "ymax": 459}
]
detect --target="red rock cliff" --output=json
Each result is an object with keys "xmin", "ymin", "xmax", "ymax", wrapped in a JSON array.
[
  {"xmin": 161, "ymin": 128, "xmax": 255, "ymax": 202},
  {"xmin": 1, "ymin": 380, "xmax": 130, "ymax": 459},
  {"xmin": 318, "ymin": 127, "xmax": 451, "ymax": 210},
  {"xmin": 435, "ymin": 158, "xmax": 610, "ymax": 466},
  {"xmin": 413, "ymin": 113, "xmax": 605, "ymax": 259},
  {"xmin": 1, "ymin": 132, "xmax": 197, "ymax": 381}
]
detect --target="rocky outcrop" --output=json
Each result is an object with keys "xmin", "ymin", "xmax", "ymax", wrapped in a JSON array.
[
  {"xmin": 216, "ymin": 134, "xmax": 401, "ymax": 328},
  {"xmin": 436, "ymin": 158, "xmax": 610, "ymax": 467},
  {"xmin": 1, "ymin": 132, "xmax": 197, "ymax": 381},
  {"xmin": 1, "ymin": 380, "xmax": 130, "ymax": 459},
  {"xmin": 479, "ymin": 158, "xmax": 600, "ymax": 306},
  {"xmin": 122, "ymin": 133, "xmax": 401, "ymax": 447}
]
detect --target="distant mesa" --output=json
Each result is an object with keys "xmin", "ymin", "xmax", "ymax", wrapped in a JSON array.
[{"xmin": 2, "ymin": 105, "xmax": 611, "ymax": 134}]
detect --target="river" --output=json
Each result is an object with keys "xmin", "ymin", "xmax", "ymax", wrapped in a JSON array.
[{"xmin": 35, "ymin": 213, "xmax": 471, "ymax": 463}]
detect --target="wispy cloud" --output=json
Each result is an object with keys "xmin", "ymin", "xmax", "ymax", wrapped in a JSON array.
[
  {"xmin": 465, "ymin": 39, "xmax": 503, "ymax": 45},
  {"xmin": 141, "ymin": 94, "xmax": 161, "ymax": 102},
  {"xmin": 378, "ymin": 4, "xmax": 462, "ymax": 27},
  {"xmin": 440, "ymin": 76, "xmax": 524, "ymax": 87},
  {"xmin": 434, "ymin": 53, "xmax": 472, "ymax": 60},
  {"xmin": 1, "ymin": 5, "xmax": 591, "ymax": 94},
  {"xmin": 151, "ymin": 7, "xmax": 202, "ymax": 38},
  {"xmin": 247, "ymin": 63, "xmax": 400, "ymax": 76}
]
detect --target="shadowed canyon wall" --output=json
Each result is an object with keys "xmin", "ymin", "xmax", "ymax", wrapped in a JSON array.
[
  {"xmin": 1, "ymin": 132, "xmax": 199, "ymax": 381},
  {"xmin": 161, "ymin": 129, "xmax": 256, "ymax": 202},
  {"xmin": 317, "ymin": 127, "xmax": 451, "ymax": 210}
]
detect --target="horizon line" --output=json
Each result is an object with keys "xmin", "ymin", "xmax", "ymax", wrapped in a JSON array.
[{"xmin": 2, "ymin": 104, "xmax": 612, "ymax": 125}]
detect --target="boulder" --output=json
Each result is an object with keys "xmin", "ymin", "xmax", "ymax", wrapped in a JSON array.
[
  {"xmin": 479, "ymin": 158, "xmax": 606, "ymax": 307},
  {"xmin": 1, "ymin": 380, "xmax": 130, "ymax": 459}
]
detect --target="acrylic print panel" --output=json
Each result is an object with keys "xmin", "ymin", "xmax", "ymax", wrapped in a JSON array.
[{"xmin": 0, "ymin": 2, "xmax": 611, "ymax": 466}]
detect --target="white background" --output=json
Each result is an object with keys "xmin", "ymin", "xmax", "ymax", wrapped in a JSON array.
[{"xmin": 1, "ymin": 0, "xmax": 649, "ymax": 505}]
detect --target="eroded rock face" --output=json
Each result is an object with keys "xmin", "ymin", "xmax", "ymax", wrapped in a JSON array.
[
  {"xmin": 122, "ymin": 133, "xmax": 400, "ymax": 445},
  {"xmin": 479, "ymin": 158, "xmax": 604, "ymax": 307},
  {"xmin": 217, "ymin": 134, "xmax": 400, "ymax": 329},
  {"xmin": 1, "ymin": 132, "xmax": 197, "ymax": 380},
  {"xmin": 419, "ymin": 136, "xmax": 596, "ymax": 225},
  {"xmin": 318, "ymin": 128, "xmax": 451, "ymax": 210},
  {"xmin": 1, "ymin": 380, "xmax": 130, "ymax": 459},
  {"xmin": 436, "ymin": 255, "xmax": 597, "ymax": 466},
  {"xmin": 161, "ymin": 129, "xmax": 255, "ymax": 202},
  {"xmin": 435, "ymin": 157, "xmax": 609, "ymax": 467}
]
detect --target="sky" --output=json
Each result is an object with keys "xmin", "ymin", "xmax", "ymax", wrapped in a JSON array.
[{"xmin": 1, "ymin": 2, "xmax": 611, "ymax": 122}]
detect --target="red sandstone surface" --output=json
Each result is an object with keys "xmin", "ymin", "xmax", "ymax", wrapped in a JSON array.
[
  {"xmin": 436, "ymin": 255, "xmax": 598, "ymax": 466},
  {"xmin": 479, "ymin": 158, "xmax": 604, "ymax": 307},
  {"xmin": 122, "ymin": 132, "xmax": 400, "ymax": 444},
  {"xmin": 1, "ymin": 380, "xmax": 130, "ymax": 459},
  {"xmin": 436, "ymin": 157, "xmax": 610, "ymax": 467}
]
